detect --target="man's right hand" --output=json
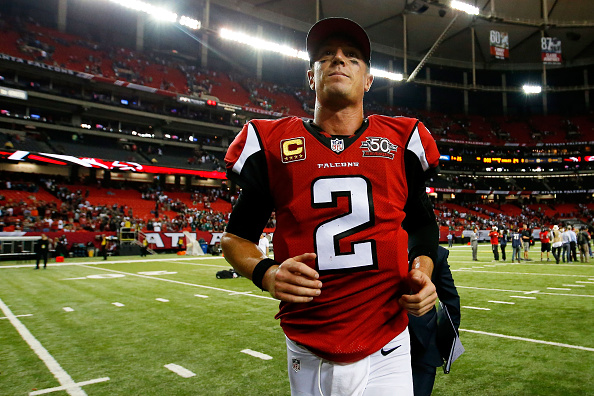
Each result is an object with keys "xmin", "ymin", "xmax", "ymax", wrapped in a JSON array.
[{"xmin": 263, "ymin": 253, "xmax": 322, "ymax": 303}]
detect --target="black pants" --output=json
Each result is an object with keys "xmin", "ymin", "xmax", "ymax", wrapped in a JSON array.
[
  {"xmin": 412, "ymin": 362, "xmax": 437, "ymax": 396},
  {"xmin": 500, "ymin": 244, "xmax": 507, "ymax": 261},
  {"xmin": 141, "ymin": 247, "xmax": 147, "ymax": 257},
  {"xmin": 102, "ymin": 246, "xmax": 107, "ymax": 260},
  {"xmin": 552, "ymin": 246, "xmax": 561, "ymax": 263},
  {"xmin": 492, "ymin": 244, "xmax": 499, "ymax": 260},
  {"xmin": 36, "ymin": 253, "xmax": 48, "ymax": 268},
  {"xmin": 570, "ymin": 242, "xmax": 577, "ymax": 262}
]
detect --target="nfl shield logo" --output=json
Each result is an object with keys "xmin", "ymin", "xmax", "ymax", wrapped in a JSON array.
[
  {"xmin": 330, "ymin": 138, "xmax": 344, "ymax": 153},
  {"xmin": 292, "ymin": 358, "xmax": 301, "ymax": 372}
]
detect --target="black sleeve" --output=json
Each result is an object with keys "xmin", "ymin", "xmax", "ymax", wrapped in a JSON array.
[
  {"xmin": 225, "ymin": 188, "xmax": 274, "ymax": 244},
  {"xmin": 433, "ymin": 246, "xmax": 461, "ymax": 330},
  {"xmin": 402, "ymin": 150, "xmax": 439, "ymax": 265}
]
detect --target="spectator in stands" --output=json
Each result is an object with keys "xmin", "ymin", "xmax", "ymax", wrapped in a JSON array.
[
  {"xmin": 539, "ymin": 227, "xmax": 551, "ymax": 262},
  {"xmin": 577, "ymin": 226, "xmax": 590, "ymax": 263},
  {"xmin": 34, "ymin": 234, "xmax": 49, "ymax": 269},
  {"xmin": 489, "ymin": 226, "xmax": 500, "ymax": 261},
  {"xmin": 511, "ymin": 226, "xmax": 522, "ymax": 263},
  {"xmin": 561, "ymin": 226, "xmax": 571, "ymax": 263},
  {"xmin": 470, "ymin": 227, "xmax": 479, "ymax": 261},
  {"xmin": 567, "ymin": 225, "xmax": 578, "ymax": 262},
  {"xmin": 521, "ymin": 224, "xmax": 531, "ymax": 261},
  {"xmin": 551, "ymin": 225, "xmax": 563, "ymax": 264}
]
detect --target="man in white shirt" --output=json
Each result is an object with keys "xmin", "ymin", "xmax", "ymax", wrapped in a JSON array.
[{"xmin": 257, "ymin": 233, "xmax": 270, "ymax": 256}]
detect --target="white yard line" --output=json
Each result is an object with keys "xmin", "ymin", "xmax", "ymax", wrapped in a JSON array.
[
  {"xmin": 241, "ymin": 349, "xmax": 273, "ymax": 360},
  {"xmin": 29, "ymin": 377, "xmax": 110, "ymax": 395},
  {"xmin": 488, "ymin": 300, "xmax": 515, "ymax": 304},
  {"xmin": 457, "ymin": 285, "xmax": 594, "ymax": 298},
  {"xmin": 509, "ymin": 296, "xmax": 536, "ymax": 299},
  {"xmin": 156, "ymin": 298, "xmax": 169, "ymax": 302},
  {"xmin": 547, "ymin": 287, "xmax": 571, "ymax": 291},
  {"xmin": 0, "ymin": 313, "xmax": 33, "ymax": 319},
  {"xmin": 164, "ymin": 364, "xmax": 196, "ymax": 378},
  {"xmin": 460, "ymin": 329, "xmax": 594, "ymax": 352},
  {"xmin": 0, "ymin": 298, "xmax": 89, "ymax": 396},
  {"xmin": 112, "ymin": 303, "xmax": 125, "ymax": 307},
  {"xmin": 79, "ymin": 265, "xmax": 277, "ymax": 301},
  {"xmin": 462, "ymin": 306, "xmax": 491, "ymax": 310},
  {"xmin": 452, "ymin": 269, "xmax": 592, "ymax": 278},
  {"xmin": 0, "ymin": 256, "xmax": 228, "ymax": 269}
]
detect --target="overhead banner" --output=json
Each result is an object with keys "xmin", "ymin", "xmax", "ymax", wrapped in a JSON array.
[
  {"xmin": 489, "ymin": 30, "xmax": 509, "ymax": 60},
  {"xmin": 541, "ymin": 37, "xmax": 562, "ymax": 64}
]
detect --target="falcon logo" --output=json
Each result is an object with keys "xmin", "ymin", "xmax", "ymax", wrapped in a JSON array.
[
  {"xmin": 292, "ymin": 358, "xmax": 301, "ymax": 372},
  {"xmin": 360, "ymin": 137, "xmax": 399, "ymax": 160},
  {"xmin": 281, "ymin": 137, "xmax": 306, "ymax": 163}
]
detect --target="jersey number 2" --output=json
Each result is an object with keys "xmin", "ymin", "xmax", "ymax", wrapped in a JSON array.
[{"xmin": 312, "ymin": 176, "xmax": 378, "ymax": 273}]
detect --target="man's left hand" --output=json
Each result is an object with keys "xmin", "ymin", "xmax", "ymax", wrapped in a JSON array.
[{"xmin": 398, "ymin": 269, "xmax": 437, "ymax": 317}]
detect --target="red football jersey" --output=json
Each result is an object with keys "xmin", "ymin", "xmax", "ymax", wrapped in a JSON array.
[
  {"xmin": 225, "ymin": 115, "xmax": 439, "ymax": 363},
  {"xmin": 539, "ymin": 231, "xmax": 550, "ymax": 243}
]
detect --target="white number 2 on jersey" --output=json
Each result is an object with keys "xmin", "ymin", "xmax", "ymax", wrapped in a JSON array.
[{"xmin": 312, "ymin": 176, "xmax": 378, "ymax": 273}]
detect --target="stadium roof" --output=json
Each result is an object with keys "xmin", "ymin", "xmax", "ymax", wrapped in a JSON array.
[{"xmin": 203, "ymin": 0, "xmax": 594, "ymax": 71}]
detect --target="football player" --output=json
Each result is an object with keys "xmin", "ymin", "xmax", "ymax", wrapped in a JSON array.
[{"xmin": 222, "ymin": 17, "xmax": 440, "ymax": 395}]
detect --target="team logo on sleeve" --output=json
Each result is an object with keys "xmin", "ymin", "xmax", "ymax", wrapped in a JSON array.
[
  {"xmin": 330, "ymin": 138, "xmax": 345, "ymax": 153},
  {"xmin": 292, "ymin": 358, "xmax": 301, "ymax": 372},
  {"xmin": 281, "ymin": 137, "xmax": 306, "ymax": 163},
  {"xmin": 360, "ymin": 137, "xmax": 399, "ymax": 160}
]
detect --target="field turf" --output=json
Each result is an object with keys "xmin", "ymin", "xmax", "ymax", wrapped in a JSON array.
[{"xmin": 1, "ymin": 243, "xmax": 593, "ymax": 395}]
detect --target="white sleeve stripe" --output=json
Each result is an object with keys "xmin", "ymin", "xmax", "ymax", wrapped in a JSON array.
[
  {"xmin": 232, "ymin": 123, "xmax": 262, "ymax": 175},
  {"xmin": 407, "ymin": 126, "xmax": 430, "ymax": 172}
]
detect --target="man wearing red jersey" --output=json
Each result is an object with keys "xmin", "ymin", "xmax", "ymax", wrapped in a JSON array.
[
  {"xmin": 222, "ymin": 17, "xmax": 440, "ymax": 396},
  {"xmin": 489, "ymin": 226, "xmax": 500, "ymax": 261},
  {"xmin": 539, "ymin": 227, "xmax": 551, "ymax": 261}
]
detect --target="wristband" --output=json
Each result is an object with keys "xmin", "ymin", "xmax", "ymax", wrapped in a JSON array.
[{"xmin": 252, "ymin": 258, "xmax": 279, "ymax": 291}]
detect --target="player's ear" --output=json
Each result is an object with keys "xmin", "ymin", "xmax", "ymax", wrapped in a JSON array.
[
  {"xmin": 307, "ymin": 68, "xmax": 315, "ymax": 90},
  {"xmin": 364, "ymin": 72, "xmax": 374, "ymax": 92}
]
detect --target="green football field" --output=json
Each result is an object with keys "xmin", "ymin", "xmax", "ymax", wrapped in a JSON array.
[{"xmin": 1, "ymin": 244, "xmax": 593, "ymax": 396}]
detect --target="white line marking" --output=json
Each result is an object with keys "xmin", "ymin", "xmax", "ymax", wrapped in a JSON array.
[
  {"xmin": 510, "ymin": 296, "xmax": 537, "ymax": 299},
  {"xmin": 483, "ymin": 265, "xmax": 496, "ymax": 267},
  {"xmin": 164, "ymin": 363, "xmax": 196, "ymax": 378},
  {"xmin": 194, "ymin": 294, "xmax": 209, "ymax": 298},
  {"xmin": 453, "ymin": 269, "xmax": 590, "ymax": 278},
  {"xmin": 488, "ymin": 300, "xmax": 515, "ymax": 305},
  {"xmin": 462, "ymin": 306, "xmax": 491, "ymax": 311},
  {"xmin": 576, "ymin": 281, "xmax": 594, "ymax": 284},
  {"xmin": 0, "ymin": 297, "xmax": 88, "ymax": 396},
  {"xmin": 0, "ymin": 313, "xmax": 33, "ymax": 319},
  {"xmin": 472, "ymin": 266, "xmax": 484, "ymax": 269},
  {"xmin": 547, "ymin": 287, "xmax": 571, "ymax": 291},
  {"xmin": 62, "ymin": 277, "xmax": 88, "ymax": 280},
  {"xmin": 457, "ymin": 268, "xmax": 471, "ymax": 270},
  {"xmin": 228, "ymin": 291, "xmax": 253, "ymax": 296},
  {"xmin": 563, "ymin": 284, "xmax": 585, "ymax": 287},
  {"xmin": 460, "ymin": 329, "xmax": 594, "ymax": 352},
  {"xmin": 29, "ymin": 377, "xmax": 110, "ymax": 395},
  {"xmin": 112, "ymin": 303, "xmax": 125, "ymax": 307},
  {"xmin": 241, "ymin": 349, "xmax": 273, "ymax": 360},
  {"xmin": 156, "ymin": 298, "xmax": 169, "ymax": 302},
  {"xmin": 78, "ymin": 265, "xmax": 277, "ymax": 301},
  {"xmin": 63, "ymin": 307, "xmax": 74, "ymax": 312},
  {"xmin": 0, "ymin": 256, "xmax": 228, "ymax": 269},
  {"xmin": 457, "ymin": 285, "xmax": 594, "ymax": 298}
]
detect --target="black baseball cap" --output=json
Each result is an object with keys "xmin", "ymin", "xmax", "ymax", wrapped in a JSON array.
[{"xmin": 306, "ymin": 17, "xmax": 371, "ymax": 67}]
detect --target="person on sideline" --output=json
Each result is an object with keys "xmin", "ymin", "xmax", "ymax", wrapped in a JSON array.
[
  {"xmin": 470, "ymin": 227, "xmax": 479, "ymax": 261},
  {"xmin": 551, "ymin": 225, "xmax": 563, "ymax": 264},
  {"xmin": 577, "ymin": 226, "xmax": 590, "ymax": 263},
  {"xmin": 568, "ymin": 225, "xmax": 578, "ymax": 262},
  {"xmin": 511, "ymin": 227, "xmax": 522, "ymax": 263},
  {"xmin": 258, "ymin": 233, "xmax": 270, "ymax": 256},
  {"xmin": 561, "ymin": 226, "xmax": 571, "ymax": 262},
  {"xmin": 489, "ymin": 226, "xmax": 499, "ymax": 261},
  {"xmin": 35, "ymin": 234, "xmax": 49, "ymax": 269},
  {"xmin": 447, "ymin": 232, "xmax": 453, "ymax": 248},
  {"xmin": 499, "ymin": 228, "xmax": 508, "ymax": 262},
  {"xmin": 409, "ymin": 246, "xmax": 461, "ymax": 396},
  {"xmin": 221, "ymin": 17, "xmax": 440, "ymax": 395},
  {"xmin": 539, "ymin": 226, "xmax": 551, "ymax": 262},
  {"xmin": 521, "ymin": 224, "xmax": 531, "ymax": 261},
  {"xmin": 101, "ymin": 234, "xmax": 108, "ymax": 261}
]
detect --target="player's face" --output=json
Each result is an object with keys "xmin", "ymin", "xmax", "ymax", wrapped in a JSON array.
[{"xmin": 307, "ymin": 38, "xmax": 373, "ymax": 106}]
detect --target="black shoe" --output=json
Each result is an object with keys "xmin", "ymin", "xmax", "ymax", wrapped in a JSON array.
[{"xmin": 34, "ymin": 267, "xmax": 39, "ymax": 270}]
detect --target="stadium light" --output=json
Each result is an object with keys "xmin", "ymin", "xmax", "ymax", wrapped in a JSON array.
[
  {"xmin": 219, "ymin": 28, "xmax": 403, "ymax": 82},
  {"xmin": 106, "ymin": 0, "xmax": 201, "ymax": 29},
  {"xmin": 450, "ymin": 1, "xmax": 479, "ymax": 15},
  {"xmin": 522, "ymin": 85, "xmax": 542, "ymax": 94}
]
